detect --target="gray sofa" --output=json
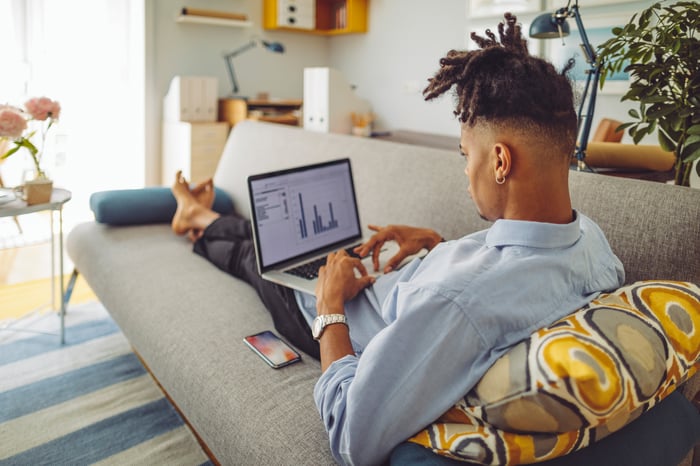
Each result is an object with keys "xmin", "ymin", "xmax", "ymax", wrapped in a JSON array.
[{"xmin": 67, "ymin": 121, "xmax": 700, "ymax": 465}]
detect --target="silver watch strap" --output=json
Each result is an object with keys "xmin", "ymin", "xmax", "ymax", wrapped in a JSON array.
[{"xmin": 322, "ymin": 314, "xmax": 347, "ymax": 327}]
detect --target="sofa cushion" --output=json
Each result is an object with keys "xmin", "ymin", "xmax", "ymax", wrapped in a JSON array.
[
  {"xmin": 408, "ymin": 280, "xmax": 700, "ymax": 465},
  {"xmin": 89, "ymin": 187, "xmax": 235, "ymax": 226}
]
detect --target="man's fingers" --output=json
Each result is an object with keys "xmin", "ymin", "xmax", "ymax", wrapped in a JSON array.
[
  {"xmin": 384, "ymin": 252, "xmax": 408, "ymax": 274},
  {"xmin": 371, "ymin": 243, "xmax": 383, "ymax": 271},
  {"xmin": 360, "ymin": 275, "xmax": 376, "ymax": 288},
  {"xmin": 354, "ymin": 258, "xmax": 369, "ymax": 277}
]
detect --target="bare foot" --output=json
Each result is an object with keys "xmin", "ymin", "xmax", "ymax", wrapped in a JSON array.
[
  {"xmin": 172, "ymin": 171, "xmax": 194, "ymax": 235},
  {"xmin": 172, "ymin": 171, "xmax": 221, "ymax": 238},
  {"xmin": 191, "ymin": 178, "xmax": 215, "ymax": 209},
  {"xmin": 171, "ymin": 171, "xmax": 203, "ymax": 236}
]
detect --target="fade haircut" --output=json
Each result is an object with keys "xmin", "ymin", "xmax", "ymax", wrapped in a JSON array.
[{"xmin": 423, "ymin": 13, "xmax": 577, "ymax": 158}]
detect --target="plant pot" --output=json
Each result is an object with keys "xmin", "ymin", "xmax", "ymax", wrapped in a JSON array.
[{"xmin": 23, "ymin": 177, "xmax": 53, "ymax": 205}]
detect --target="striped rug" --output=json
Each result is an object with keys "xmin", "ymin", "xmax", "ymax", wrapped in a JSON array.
[{"xmin": 0, "ymin": 301, "xmax": 212, "ymax": 465}]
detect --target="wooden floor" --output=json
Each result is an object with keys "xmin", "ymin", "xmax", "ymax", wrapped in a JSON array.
[{"xmin": 0, "ymin": 213, "xmax": 96, "ymax": 320}]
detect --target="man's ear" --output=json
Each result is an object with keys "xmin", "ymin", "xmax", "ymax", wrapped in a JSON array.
[{"xmin": 493, "ymin": 143, "xmax": 512, "ymax": 180}]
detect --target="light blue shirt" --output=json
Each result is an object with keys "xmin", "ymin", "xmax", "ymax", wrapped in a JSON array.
[{"xmin": 295, "ymin": 212, "xmax": 625, "ymax": 466}]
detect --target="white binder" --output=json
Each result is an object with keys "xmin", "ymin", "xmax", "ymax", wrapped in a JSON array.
[
  {"xmin": 303, "ymin": 68, "xmax": 371, "ymax": 134},
  {"xmin": 163, "ymin": 76, "xmax": 218, "ymax": 122}
]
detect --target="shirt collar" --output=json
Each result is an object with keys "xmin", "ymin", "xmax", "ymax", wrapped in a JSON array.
[{"xmin": 485, "ymin": 210, "xmax": 581, "ymax": 249}]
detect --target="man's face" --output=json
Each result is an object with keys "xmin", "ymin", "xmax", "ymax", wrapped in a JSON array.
[{"xmin": 460, "ymin": 124, "xmax": 504, "ymax": 222}]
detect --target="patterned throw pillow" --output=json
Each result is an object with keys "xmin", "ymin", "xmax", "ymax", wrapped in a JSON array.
[{"xmin": 409, "ymin": 281, "xmax": 700, "ymax": 465}]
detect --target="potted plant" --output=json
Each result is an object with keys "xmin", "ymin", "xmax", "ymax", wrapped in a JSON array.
[
  {"xmin": 597, "ymin": 0, "xmax": 699, "ymax": 186},
  {"xmin": 0, "ymin": 96, "xmax": 61, "ymax": 204}
]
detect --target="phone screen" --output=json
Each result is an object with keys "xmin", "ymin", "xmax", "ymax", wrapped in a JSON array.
[{"xmin": 244, "ymin": 330, "xmax": 302, "ymax": 369}]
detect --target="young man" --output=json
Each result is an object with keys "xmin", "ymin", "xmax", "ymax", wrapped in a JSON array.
[{"xmin": 171, "ymin": 13, "xmax": 624, "ymax": 466}]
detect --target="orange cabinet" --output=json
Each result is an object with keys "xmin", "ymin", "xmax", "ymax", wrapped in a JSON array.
[{"xmin": 263, "ymin": 0, "xmax": 368, "ymax": 35}]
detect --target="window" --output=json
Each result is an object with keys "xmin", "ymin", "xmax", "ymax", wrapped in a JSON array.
[{"xmin": 1, "ymin": 0, "xmax": 145, "ymax": 223}]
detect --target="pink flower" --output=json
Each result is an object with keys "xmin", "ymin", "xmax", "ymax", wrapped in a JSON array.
[
  {"xmin": 0, "ymin": 107, "xmax": 28, "ymax": 139},
  {"xmin": 24, "ymin": 97, "xmax": 61, "ymax": 121}
]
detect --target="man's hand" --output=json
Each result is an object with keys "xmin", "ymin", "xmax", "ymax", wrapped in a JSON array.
[
  {"xmin": 354, "ymin": 224, "xmax": 443, "ymax": 273},
  {"xmin": 315, "ymin": 250, "xmax": 375, "ymax": 372},
  {"xmin": 315, "ymin": 250, "xmax": 376, "ymax": 315}
]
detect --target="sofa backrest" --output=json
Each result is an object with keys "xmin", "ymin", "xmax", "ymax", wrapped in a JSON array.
[
  {"xmin": 215, "ymin": 121, "xmax": 699, "ymax": 285},
  {"xmin": 568, "ymin": 172, "xmax": 699, "ymax": 283}
]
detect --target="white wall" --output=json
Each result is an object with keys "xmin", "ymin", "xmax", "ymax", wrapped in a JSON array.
[
  {"xmin": 328, "ymin": 0, "xmax": 469, "ymax": 138},
  {"xmin": 145, "ymin": 0, "xmax": 657, "ymax": 184},
  {"xmin": 146, "ymin": 0, "xmax": 331, "ymax": 185},
  {"xmin": 327, "ymin": 0, "xmax": 657, "ymax": 139}
]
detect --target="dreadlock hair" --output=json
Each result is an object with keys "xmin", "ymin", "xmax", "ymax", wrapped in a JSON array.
[{"xmin": 423, "ymin": 12, "xmax": 578, "ymax": 159}]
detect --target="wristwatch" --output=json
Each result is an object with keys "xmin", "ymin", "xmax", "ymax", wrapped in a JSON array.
[{"xmin": 312, "ymin": 314, "xmax": 348, "ymax": 340}]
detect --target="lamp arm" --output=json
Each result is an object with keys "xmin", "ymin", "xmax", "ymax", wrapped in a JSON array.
[
  {"xmin": 223, "ymin": 40, "xmax": 257, "ymax": 60},
  {"xmin": 225, "ymin": 55, "xmax": 240, "ymax": 95},
  {"xmin": 576, "ymin": 67, "xmax": 601, "ymax": 165},
  {"xmin": 571, "ymin": 4, "xmax": 596, "ymax": 64},
  {"xmin": 223, "ymin": 40, "xmax": 257, "ymax": 96},
  {"xmin": 570, "ymin": 4, "xmax": 602, "ymax": 170}
]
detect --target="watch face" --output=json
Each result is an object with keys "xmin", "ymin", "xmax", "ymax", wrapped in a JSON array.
[{"xmin": 312, "ymin": 316, "xmax": 324, "ymax": 339}]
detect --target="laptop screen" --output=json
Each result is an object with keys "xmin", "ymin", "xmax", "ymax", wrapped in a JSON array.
[{"xmin": 248, "ymin": 158, "xmax": 363, "ymax": 272}]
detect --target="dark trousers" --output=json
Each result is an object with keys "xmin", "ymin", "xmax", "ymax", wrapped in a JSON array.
[{"xmin": 192, "ymin": 214, "xmax": 320, "ymax": 359}]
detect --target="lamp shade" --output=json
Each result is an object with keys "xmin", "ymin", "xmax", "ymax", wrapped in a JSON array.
[
  {"xmin": 529, "ymin": 12, "xmax": 570, "ymax": 39},
  {"xmin": 261, "ymin": 40, "xmax": 284, "ymax": 53}
]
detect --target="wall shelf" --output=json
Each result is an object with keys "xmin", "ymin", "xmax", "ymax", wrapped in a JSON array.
[
  {"xmin": 263, "ymin": 0, "xmax": 367, "ymax": 35},
  {"xmin": 176, "ymin": 15, "xmax": 252, "ymax": 28}
]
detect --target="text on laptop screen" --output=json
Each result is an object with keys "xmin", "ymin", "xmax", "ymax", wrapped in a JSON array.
[{"xmin": 249, "ymin": 159, "xmax": 362, "ymax": 269}]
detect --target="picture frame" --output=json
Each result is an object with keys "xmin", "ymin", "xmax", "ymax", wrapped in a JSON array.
[
  {"xmin": 542, "ymin": 12, "xmax": 632, "ymax": 95},
  {"xmin": 468, "ymin": 0, "xmax": 542, "ymax": 19}
]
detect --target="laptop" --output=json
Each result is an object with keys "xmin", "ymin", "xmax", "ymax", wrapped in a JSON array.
[{"xmin": 247, "ymin": 158, "xmax": 404, "ymax": 294}]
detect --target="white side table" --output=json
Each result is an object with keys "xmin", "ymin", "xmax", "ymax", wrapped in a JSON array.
[{"xmin": 0, "ymin": 187, "xmax": 72, "ymax": 343}]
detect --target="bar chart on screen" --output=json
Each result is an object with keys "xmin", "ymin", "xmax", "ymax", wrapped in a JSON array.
[{"xmin": 290, "ymin": 180, "xmax": 351, "ymax": 243}]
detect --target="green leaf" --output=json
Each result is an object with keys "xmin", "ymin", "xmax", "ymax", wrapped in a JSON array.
[
  {"xmin": 680, "ymin": 141, "xmax": 700, "ymax": 163},
  {"xmin": 687, "ymin": 124, "xmax": 700, "ymax": 135},
  {"xmin": 17, "ymin": 138, "xmax": 38, "ymax": 156},
  {"xmin": 672, "ymin": 39, "xmax": 682, "ymax": 53},
  {"xmin": 629, "ymin": 109, "xmax": 640, "ymax": 119},
  {"xmin": 622, "ymin": 88, "xmax": 642, "ymax": 101},
  {"xmin": 658, "ymin": 129, "xmax": 677, "ymax": 152},
  {"xmin": 646, "ymin": 104, "xmax": 677, "ymax": 119},
  {"xmin": 1, "ymin": 145, "xmax": 20, "ymax": 159},
  {"xmin": 644, "ymin": 94, "xmax": 670, "ymax": 103},
  {"xmin": 685, "ymin": 135, "xmax": 700, "ymax": 147},
  {"xmin": 617, "ymin": 122, "xmax": 635, "ymax": 131}
]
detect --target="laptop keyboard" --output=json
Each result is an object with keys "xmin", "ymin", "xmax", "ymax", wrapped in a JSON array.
[{"xmin": 286, "ymin": 247, "xmax": 362, "ymax": 280}]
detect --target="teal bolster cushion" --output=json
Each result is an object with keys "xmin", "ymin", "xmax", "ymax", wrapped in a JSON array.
[{"xmin": 90, "ymin": 187, "xmax": 235, "ymax": 226}]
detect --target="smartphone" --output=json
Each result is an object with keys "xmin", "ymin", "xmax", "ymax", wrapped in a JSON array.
[{"xmin": 243, "ymin": 330, "xmax": 302, "ymax": 369}]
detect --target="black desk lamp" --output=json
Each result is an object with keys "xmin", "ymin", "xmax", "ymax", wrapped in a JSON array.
[
  {"xmin": 529, "ymin": 0, "xmax": 599, "ymax": 171},
  {"xmin": 224, "ymin": 39, "xmax": 285, "ymax": 98}
]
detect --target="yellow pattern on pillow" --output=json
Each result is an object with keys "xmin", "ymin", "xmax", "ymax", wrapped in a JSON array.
[{"xmin": 408, "ymin": 281, "xmax": 700, "ymax": 465}]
